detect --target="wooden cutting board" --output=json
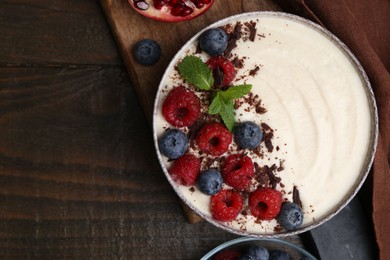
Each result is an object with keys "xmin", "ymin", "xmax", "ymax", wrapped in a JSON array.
[{"xmin": 100, "ymin": 0, "xmax": 282, "ymax": 223}]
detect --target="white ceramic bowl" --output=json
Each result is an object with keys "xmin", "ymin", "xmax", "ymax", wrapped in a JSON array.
[{"xmin": 153, "ymin": 12, "xmax": 378, "ymax": 237}]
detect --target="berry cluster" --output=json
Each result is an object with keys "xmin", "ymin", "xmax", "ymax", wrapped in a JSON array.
[{"xmin": 158, "ymin": 26, "xmax": 304, "ymax": 231}]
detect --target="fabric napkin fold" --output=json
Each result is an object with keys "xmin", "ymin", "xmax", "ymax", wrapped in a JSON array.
[{"xmin": 278, "ymin": 0, "xmax": 390, "ymax": 258}]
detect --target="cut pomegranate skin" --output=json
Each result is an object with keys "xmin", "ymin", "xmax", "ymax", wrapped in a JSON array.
[{"xmin": 129, "ymin": 0, "xmax": 215, "ymax": 22}]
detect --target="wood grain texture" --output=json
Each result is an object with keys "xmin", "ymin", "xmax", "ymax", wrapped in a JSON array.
[
  {"xmin": 0, "ymin": 0, "xmax": 121, "ymax": 65},
  {"xmin": 0, "ymin": 66, "xmax": 242, "ymax": 259},
  {"xmin": 100, "ymin": 0, "xmax": 282, "ymax": 223}
]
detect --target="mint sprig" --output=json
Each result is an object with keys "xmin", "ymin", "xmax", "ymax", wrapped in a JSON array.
[
  {"xmin": 208, "ymin": 92, "xmax": 236, "ymax": 131},
  {"xmin": 177, "ymin": 56, "xmax": 214, "ymax": 90},
  {"xmin": 209, "ymin": 86, "xmax": 251, "ymax": 131},
  {"xmin": 178, "ymin": 55, "xmax": 252, "ymax": 131},
  {"xmin": 208, "ymin": 92, "xmax": 222, "ymax": 115},
  {"xmin": 219, "ymin": 99, "xmax": 236, "ymax": 132},
  {"xmin": 220, "ymin": 84, "xmax": 252, "ymax": 101}
]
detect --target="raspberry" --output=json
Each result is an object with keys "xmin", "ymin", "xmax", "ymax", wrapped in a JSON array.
[
  {"xmin": 210, "ymin": 189, "xmax": 243, "ymax": 221},
  {"xmin": 207, "ymin": 56, "xmax": 237, "ymax": 87},
  {"xmin": 214, "ymin": 249, "xmax": 241, "ymax": 260},
  {"xmin": 249, "ymin": 188, "xmax": 283, "ymax": 220},
  {"xmin": 162, "ymin": 86, "xmax": 201, "ymax": 127},
  {"xmin": 221, "ymin": 154, "xmax": 254, "ymax": 190},
  {"xmin": 195, "ymin": 122, "xmax": 232, "ymax": 156},
  {"xmin": 168, "ymin": 153, "xmax": 200, "ymax": 186}
]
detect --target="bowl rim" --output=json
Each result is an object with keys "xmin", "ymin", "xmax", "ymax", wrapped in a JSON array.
[
  {"xmin": 152, "ymin": 11, "xmax": 378, "ymax": 238},
  {"xmin": 200, "ymin": 237, "xmax": 318, "ymax": 259}
]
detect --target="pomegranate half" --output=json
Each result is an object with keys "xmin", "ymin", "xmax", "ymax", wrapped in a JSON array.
[{"xmin": 129, "ymin": 0, "xmax": 215, "ymax": 22}]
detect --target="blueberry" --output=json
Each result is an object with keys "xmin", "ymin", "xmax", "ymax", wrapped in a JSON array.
[
  {"xmin": 277, "ymin": 202, "xmax": 304, "ymax": 231},
  {"xmin": 234, "ymin": 122, "xmax": 263, "ymax": 149},
  {"xmin": 199, "ymin": 28, "xmax": 228, "ymax": 56},
  {"xmin": 239, "ymin": 246, "xmax": 269, "ymax": 260},
  {"xmin": 269, "ymin": 250, "xmax": 291, "ymax": 260},
  {"xmin": 133, "ymin": 39, "xmax": 161, "ymax": 65},
  {"xmin": 197, "ymin": 169, "xmax": 223, "ymax": 195},
  {"xmin": 158, "ymin": 129, "xmax": 188, "ymax": 159}
]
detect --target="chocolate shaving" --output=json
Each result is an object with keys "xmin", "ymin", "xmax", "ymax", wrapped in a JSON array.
[
  {"xmin": 240, "ymin": 191, "xmax": 251, "ymax": 216},
  {"xmin": 233, "ymin": 22, "xmax": 242, "ymax": 39},
  {"xmin": 252, "ymin": 146, "xmax": 264, "ymax": 159},
  {"xmin": 267, "ymin": 164, "xmax": 281, "ymax": 189},
  {"xmin": 244, "ymin": 21, "xmax": 257, "ymax": 42},
  {"xmin": 241, "ymin": 93, "xmax": 267, "ymax": 115},
  {"xmin": 263, "ymin": 132, "xmax": 274, "ymax": 153},
  {"xmin": 231, "ymin": 56, "xmax": 244, "ymax": 68},
  {"xmin": 254, "ymin": 163, "xmax": 281, "ymax": 189},
  {"xmin": 261, "ymin": 123, "xmax": 274, "ymax": 152},
  {"xmin": 255, "ymin": 103, "xmax": 267, "ymax": 114},
  {"xmin": 195, "ymin": 42, "xmax": 202, "ymax": 54},
  {"xmin": 261, "ymin": 122, "xmax": 272, "ymax": 131},
  {"xmin": 293, "ymin": 186, "xmax": 303, "ymax": 208},
  {"xmin": 254, "ymin": 162, "xmax": 270, "ymax": 187},
  {"xmin": 224, "ymin": 22, "xmax": 242, "ymax": 58},
  {"xmin": 234, "ymin": 99, "xmax": 242, "ymax": 109},
  {"xmin": 277, "ymin": 160, "xmax": 285, "ymax": 172},
  {"xmin": 274, "ymin": 225, "xmax": 284, "ymax": 233},
  {"xmin": 203, "ymin": 158, "xmax": 222, "ymax": 170},
  {"xmin": 224, "ymin": 41, "xmax": 236, "ymax": 59},
  {"xmin": 249, "ymin": 65, "xmax": 260, "ymax": 76},
  {"xmin": 213, "ymin": 66, "xmax": 224, "ymax": 87}
]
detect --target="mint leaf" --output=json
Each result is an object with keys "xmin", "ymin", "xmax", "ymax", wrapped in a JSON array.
[
  {"xmin": 177, "ymin": 56, "xmax": 213, "ymax": 90},
  {"xmin": 220, "ymin": 99, "xmax": 235, "ymax": 132},
  {"xmin": 209, "ymin": 92, "xmax": 222, "ymax": 114},
  {"xmin": 220, "ymin": 84, "xmax": 252, "ymax": 101},
  {"xmin": 177, "ymin": 56, "xmax": 253, "ymax": 131}
]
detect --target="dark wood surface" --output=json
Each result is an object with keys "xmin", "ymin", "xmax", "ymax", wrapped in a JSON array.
[{"xmin": 0, "ymin": 1, "xmax": 301, "ymax": 259}]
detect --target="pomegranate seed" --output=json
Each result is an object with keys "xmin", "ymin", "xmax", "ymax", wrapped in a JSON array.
[
  {"xmin": 181, "ymin": 6, "xmax": 194, "ymax": 16},
  {"xmin": 171, "ymin": 5, "xmax": 184, "ymax": 16},
  {"xmin": 195, "ymin": 1, "xmax": 204, "ymax": 8},
  {"xmin": 153, "ymin": 0, "xmax": 165, "ymax": 9},
  {"xmin": 134, "ymin": 0, "xmax": 149, "ymax": 10}
]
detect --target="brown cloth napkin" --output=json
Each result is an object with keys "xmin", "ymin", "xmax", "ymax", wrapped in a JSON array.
[{"xmin": 278, "ymin": 0, "xmax": 390, "ymax": 258}]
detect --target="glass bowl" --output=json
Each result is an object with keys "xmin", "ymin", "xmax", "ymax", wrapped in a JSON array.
[{"xmin": 201, "ymin": 237, "xmax": 318, "ymax": 260}]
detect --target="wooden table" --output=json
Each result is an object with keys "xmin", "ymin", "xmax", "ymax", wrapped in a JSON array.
[{"xmin": 0, "ymin": 1, "xmax": 303, "ymax": 258}]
